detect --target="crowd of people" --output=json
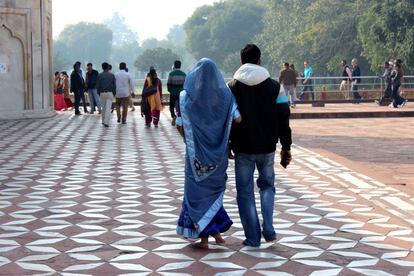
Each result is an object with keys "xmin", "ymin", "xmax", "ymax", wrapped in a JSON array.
[
  {"xmin": 53, "ymin": 44, "xmax": 292, "ymax": 249},
  {"xmin": 51, "ymin": 45, "xmax": 409, "ymax": 249},
  {"xmin": 275, "ymin": 57, "xmax": 408, "ymax": 108}
]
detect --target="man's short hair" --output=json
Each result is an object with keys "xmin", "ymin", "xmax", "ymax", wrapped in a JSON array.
[
  {"xmin": 284, "ymin": 62, "xmax": 289, "ymax": 68},
  {"xmin": 75, "ymin": 61, "xmax": 81, "ymax": 66},
  {"xmin": 102, "ymin": 62, "xmax": 109, "ymax": 71},
  {"xmin": 241, "ymin": 44, "xmax": 261, "ymax": 65},
  {"xmin": 174, "ymin": 60, "xmax": 181, "ymax": 69},
  {"xmin": 55, "ymin": 71, "xmax": 60, "ymax": 76},
  {"xmin": 87, "ymin": 63, "xmax": 93, "ymax": 67},
  {"xmin": 119, "ymin": 62, "xmax": 127, "ymax": 70},
  {"xmin": 109, "ymin": 64, "xmax": 112, "ymax": 70}
]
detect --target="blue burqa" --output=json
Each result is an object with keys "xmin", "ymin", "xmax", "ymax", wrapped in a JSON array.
[{"xmin": 176, "ymin": 58, "xmax": 235, "ymax": 238}]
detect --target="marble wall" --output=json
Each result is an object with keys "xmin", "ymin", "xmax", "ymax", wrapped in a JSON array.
[{"xmin": 0, "ymin": 0, "xmax": 54, "ymax": 119}]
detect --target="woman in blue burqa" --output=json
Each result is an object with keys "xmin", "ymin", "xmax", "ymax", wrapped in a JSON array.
[{"xmin": 176, "ymin": 58, "xmax": 241, "ymax": 249}]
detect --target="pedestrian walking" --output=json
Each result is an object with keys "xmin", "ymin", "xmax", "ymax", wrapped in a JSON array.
[
  {"xmin": 70, "ymin": 62, "xmax": 88, "ymax": 115},
  {"xmin": 96, "ymin": 62, "xmax": 116, "ymax": 127},
  {"xmin": 142, "ymin": 68, "xmax": 163, "ymax": 127},
  {"xmin": 228, "ymin": 44, "xmax": 292, "ymax": 247},
  {"xmin": 61, "ymin": 72, "xmax": 73, "ymax": 110},
  {"xmin": 176, "ymin": 58, "xmax": 241, "ymax": 249},
  {"xmin": 339, "ymin": 60, "xmax": 353, "ymax": 99},
  {"xmin": 351, "ymin": 58, "xmax": 362, "ymax": 102},
  {"xmin": 115, "ymin": 62, "xmax": 134, "ymax": 124},
  {"xmin": 375, "ymin": 61, "xmax": 393, "ymax": 105},
  {"xmin": 390, "ymin": 61, "xmax": 407, "ymax": 108},
  {"xmin": 167, "ymin": 60, "xmax": 186, "ymax": 126},
  {"xmin": 279, "ymin": 63, "xmax": 297, "ymax": 107},
  {"xmin": 85, "ymin": 63, "xmax": 101, "ymax": 114},
  {"xmin": 299, "ymin": 60, "xmax": 315, "ymax": 101},
  {"xmin": 54, "ymin": 72, "xmax": 67, "ymax": 111}
]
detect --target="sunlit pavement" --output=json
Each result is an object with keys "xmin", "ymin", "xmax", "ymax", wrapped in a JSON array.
[{"xmin": 0, "ymin": 110, "xmax": 414, "ymax": 275}]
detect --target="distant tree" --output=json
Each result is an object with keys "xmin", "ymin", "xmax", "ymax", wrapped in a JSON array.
[
  {"xmin": 296, "ymin": 0, "xmax": 371, "ymax": 74},
  {"xmin": 141, "ymin": 38, "xmax": 160, "ymax": 50},
  {"xmin": 256, "ymin": 0, "xmax": 312, "ymax": 76},
  {"xmin": 103, "ymin": 13, "xmax": 141, "ymax": 75},
  {"xmin": 184, "ymin": 0, "xmax": 265, "ymax": 70},
  {"xmin": 57, "ymin": 22, "xmax": 112, "ymax": 67},
  {"xmin": 53, "ymin": 40, "xmax": 71, "ymax": 72},
  {"xmin": 358, "ymin": 0, "xmax": 414, "ymax": 73},
  {"xmin": 104, "ymin": 12, "xmax": 139, "ymax": 46},
  {"xmin": 222, "ymin": 51, "xmax": 241, "ymax": 74},
  {"xmin": 135, "ymin": 47, "xmax": 180, "ymax": 78},
  {"xmin": 167, "ymin": 25, "xmax": 186, "ymax": 47}
]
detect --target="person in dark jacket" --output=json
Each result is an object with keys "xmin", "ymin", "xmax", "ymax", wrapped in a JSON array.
[
  {"xmin": 351, "ymin": 58, "xmax": 362, "ymax": 102},
  {"xmin": 375, "ymin": 61, "xmax": 393, "ymax": 105},
  {"xmin": 228, "ymin": 44, "xmax": 292, "ymax": 247},
  {"xmin": 85, "ymin": 63, "xmax": 101, "ymax": 114},
  {"xmin": 70, "ymin": 62, "xmax": 88, "ymax": 115}
]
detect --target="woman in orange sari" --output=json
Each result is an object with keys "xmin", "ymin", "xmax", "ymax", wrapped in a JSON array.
[
  {"xmin": 141, "ymin": 68, "xmax": 163, "ymax": 127},
  {"xmin": 61, "ymin": 71, "xmax": 73, "ymax": 110}
]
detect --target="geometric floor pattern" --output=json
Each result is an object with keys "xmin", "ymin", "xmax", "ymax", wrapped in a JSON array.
[{"xmin": 0, "ymin": 111, "xmax": 414, "ymax": 275}]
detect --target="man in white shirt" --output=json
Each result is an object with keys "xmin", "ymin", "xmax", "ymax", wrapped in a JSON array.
[{"xmin": 115, "ymin": 62, "xmax": 134, "ymax": 124}]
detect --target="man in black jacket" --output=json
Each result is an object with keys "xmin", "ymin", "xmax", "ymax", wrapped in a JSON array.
[
  {"xmin": 228, "ymin": 44, "xmax": 292, "ymax": 247},
  {"xmin": 70, "ymin": 62, "xmax": 88, "ymax": 115}
]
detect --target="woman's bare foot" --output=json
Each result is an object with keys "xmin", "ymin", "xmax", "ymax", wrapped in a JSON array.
[
  {"xmin": 213, "ymin": 234, "xmax": 225, "ymax": 244},
  {"xmin": 196, "ymin": 237, "xmax": 209, "ymax": 249}
]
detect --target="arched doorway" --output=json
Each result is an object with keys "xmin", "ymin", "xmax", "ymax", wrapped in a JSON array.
[{"xmin": 0, "ymin": 25, "xmax": 25, "ymax": 113}]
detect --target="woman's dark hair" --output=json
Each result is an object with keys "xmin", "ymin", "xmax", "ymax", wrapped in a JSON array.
[
  {"xmin": 241, "ymin": 44, "xmax": 261, "ymax": 65},
  {"xmin": 55, "ymin": 71, "xmax": 60, "ymax": 76}
]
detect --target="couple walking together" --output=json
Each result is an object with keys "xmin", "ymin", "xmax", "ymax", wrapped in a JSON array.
[{"xmin": 176, "ymin": 44, "xmax": 292, "ymax": 248}]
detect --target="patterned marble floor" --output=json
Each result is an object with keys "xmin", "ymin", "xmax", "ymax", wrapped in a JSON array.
[{"xmin": 0, "ymin": 111, "xmax": 414, "ymax": 276}]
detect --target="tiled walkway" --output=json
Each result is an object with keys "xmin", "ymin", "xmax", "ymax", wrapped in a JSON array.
[{"xmin": 0, "ymin": 111, "xmax": 414, "ymax": 275}]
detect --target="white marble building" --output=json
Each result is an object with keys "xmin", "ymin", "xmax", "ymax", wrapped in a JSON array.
[{"xmin": 0, "ymin": 0, "xmax": 54, "ymax": 119}]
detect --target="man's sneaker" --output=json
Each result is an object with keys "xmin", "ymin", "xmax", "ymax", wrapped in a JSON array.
[
  {"xmin": 401, "ymin": 99, "xmax": 408, "ymax": 107},
  {"xmin": 131, "ymin": 107, "xmax": 135, "ymax": 111},
  {"xmin": 117, "ymin": 118, "xmax": 121, "ymax": 123},
  {"xmin": 374, "ymin": 100, "xmax": 380, "ymax": 106}
]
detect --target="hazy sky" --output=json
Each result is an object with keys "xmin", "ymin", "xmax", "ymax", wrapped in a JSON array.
[{"xmin": 53, "ymin": 0, "xmax": 217, "ymax": 41}]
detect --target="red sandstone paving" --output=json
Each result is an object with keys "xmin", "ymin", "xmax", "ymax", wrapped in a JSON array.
[{"xmin": 0, "ymin": 111, "xmax": 414, "ymax": 275}]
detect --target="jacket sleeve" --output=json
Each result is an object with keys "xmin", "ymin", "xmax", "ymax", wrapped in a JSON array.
[
  {"xmin": 70, "ymin": 74, "xmax": 75, "ymax": 93},
  {"xmin": 167, "ymin": 73, "xmax": 172, "ymax": 92},
  {"xmin": 276, "ymin": 103, "xmax": 292, "ymax": 151}
]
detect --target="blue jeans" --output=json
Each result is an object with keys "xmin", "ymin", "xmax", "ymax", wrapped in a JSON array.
[
  {"xmin": 300, "ymin": 81, "xmax": 315, "ymax": 101},
  {"xmin": 88, "ymin": 89, "xmax": 101, "ymax": 113},
  {"xmin": 235, "ymin": 152, "xmax": 276, "ymax": 246},
  {"xmin": 351, "ymin": 83, "xmax": 362, "ymax": 100}
]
